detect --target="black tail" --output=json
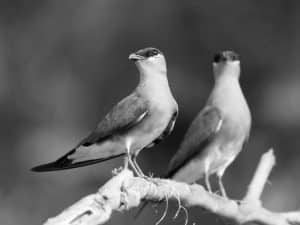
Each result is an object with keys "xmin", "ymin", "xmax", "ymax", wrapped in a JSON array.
[{"xmin": 31, "ymin": 149, "xmax": 125, "ymax": 172}]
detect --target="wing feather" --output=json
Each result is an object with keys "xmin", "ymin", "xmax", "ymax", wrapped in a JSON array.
[
  {"xmin": 166, "ymin": 106, "xmax": 222, "ymax": 178},
  {"xmin": 31, "ymin": 93, "xmax": 149, "ymax": 172},
  {"xmin": 80, "ymin": 93, "xmax": 149, "ymax": 147}
]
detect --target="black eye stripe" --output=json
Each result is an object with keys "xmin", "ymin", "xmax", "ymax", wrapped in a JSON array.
[
  {"xmin": 213, "ymin": 53, "xmax": 223, "ymax": 63},
  {"xmin": 213, "ymin": 51, "xmax": 239, "ymax": 63},
  {"xmin": 146, "ymin": 49, "xmax": 159, "ymax": 57},
  {"xmin": 135, "ymin": 48, "xmax": 162, "ymax": 58}
]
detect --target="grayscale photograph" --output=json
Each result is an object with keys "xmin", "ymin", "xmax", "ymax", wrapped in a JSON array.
[{"xmin": 1, "ymin": 1, "xmax": 300, "ymax": 225}]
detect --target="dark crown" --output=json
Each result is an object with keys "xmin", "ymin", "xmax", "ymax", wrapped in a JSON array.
[
  {"xmin": 135, "ymin": 47, "xmax": 162, "ymax": 58},
  {"xmin": 213, "ymin": 50, "xmax": 239, "ymax": 63}
]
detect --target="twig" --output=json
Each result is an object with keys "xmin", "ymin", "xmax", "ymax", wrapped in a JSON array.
[{"xmin": 244, "ymin": 149, "xmax": 276, "ymax": 203}]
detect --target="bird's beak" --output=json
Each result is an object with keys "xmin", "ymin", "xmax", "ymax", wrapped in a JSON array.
[{"xmin": 129, "ymin": 53, "xmax": 145, "ymax": 61}]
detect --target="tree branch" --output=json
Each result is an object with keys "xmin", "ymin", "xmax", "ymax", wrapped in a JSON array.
[
  {"xmin": 43, "ymin": 149, "xmax": 300, "ymax": 225},
  {"xmin": 244, "ymin": 149, "xmax": 276, "ymax": 203}
]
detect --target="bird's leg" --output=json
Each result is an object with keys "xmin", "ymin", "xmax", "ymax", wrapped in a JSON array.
[
  {"xmin": 128, "ymin": 154, "xmax": 143, "ymax": 177},
  {"xmin": 217, "ymin": 173, "xmax": 228, "ymax": 198},
  {"xmin": 129, "ymin": 155, "xmax": 143, "ymax": 176},
  {"xmin": 132, "ymin": 154, "xmax": 147, "ymax": 178},
  {"xmin": 125, "ymin": 145, "xmax": 143, "ymax": 176},
  {"xmin": 124, "ymin": 157, "xmax": 129, "ymax": 169},
  {"xmin": 204, "ymin": 172, "xmax": 212, "ymax": 193},
  {"xmin": 204, "ymin": 161, "xmax": 213, "ymax": 193}
]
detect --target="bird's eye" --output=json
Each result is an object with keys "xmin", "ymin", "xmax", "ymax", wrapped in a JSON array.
[
  {"xmin": 146, "ymin": 49, "xmax": 159, "ymax": 57},
  {"xmin": 213, "ymin": 53, "xmax": 223, "ymax": 63},
  {"xmin": 152, "ymin": 49, "xmax": 158, "ymax": 55},
  {"xmin": 231, "ymin": 54, "xmax": 239, "ymax": 61}
]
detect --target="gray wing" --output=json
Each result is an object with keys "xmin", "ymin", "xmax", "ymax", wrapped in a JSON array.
[
  {"xmin": 80, "ymin": 93, "xmax": 149, "ymax": 146},
  {"xmin": 146, "ymin": 110, "xmax": 178, "ymax": 148},
  {"xmin": 31, "ymin": 93, "xmax": 149, "ymax": 172},
  {"xmin": 166, "ymin": 106, "xmax": 222, "ymax": 178}
]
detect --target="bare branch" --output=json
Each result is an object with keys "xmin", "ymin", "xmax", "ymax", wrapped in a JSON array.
[
  {"xmin": 280, "ymin": 212, "xmax": 300, "ymax": 225},
  {"xmin": 43, "ymin": 150, "xmax": 300, "ymax": 225},
  {"xmin": 244, "ymin": 149, "xmax": 276, "ymax": 203}
]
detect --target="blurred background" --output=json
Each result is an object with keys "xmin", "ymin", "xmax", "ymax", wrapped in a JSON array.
[{"xmin": 1, "ymin": 0, "xmax": 300, "ymax": 224}]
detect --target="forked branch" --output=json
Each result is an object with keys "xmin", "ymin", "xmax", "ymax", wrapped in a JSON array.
[{"xmin": 43, "ymin": 149, "xmax": 300, "ymax": 225}]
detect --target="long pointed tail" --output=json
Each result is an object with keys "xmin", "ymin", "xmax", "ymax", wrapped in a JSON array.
[{"xmin": 31, "ymin": 148, "xmax": 125, "ymax": 172}]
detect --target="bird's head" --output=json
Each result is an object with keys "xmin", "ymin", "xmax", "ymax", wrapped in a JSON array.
[
  {"xmin": 212, "ymin": 50, "xmax": 241, "ymax": 79},
  {"xmin": 129, "ymin": 47, "xmax": 167, "ymax": 74}
]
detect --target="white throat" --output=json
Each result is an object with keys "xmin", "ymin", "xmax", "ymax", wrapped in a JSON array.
[
  {"xmin": 209, "ymin": 63, "xmax": 246, "ymax": 116},
  {"xmin": 135, "ymin": 63, "xmax": 173, "ymax": 103},
  {"xmin": 136, "ymin": 62, "xmax": 168, "ymax": 89},
  {"xmin": 213, "ymin": 61, "xmax": 240, "ymax": 82}
]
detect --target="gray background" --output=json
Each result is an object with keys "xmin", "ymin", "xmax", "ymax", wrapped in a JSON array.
[{"xmin": 1, "ymin": 1, "xmax": 300, "ymax": 224}]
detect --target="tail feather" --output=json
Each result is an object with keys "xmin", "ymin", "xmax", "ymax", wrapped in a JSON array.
[{"xmin": 31, "ymin": 149, "xmax": 125, "ymax": 172}]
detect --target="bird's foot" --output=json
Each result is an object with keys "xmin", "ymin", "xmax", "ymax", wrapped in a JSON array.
[
  {"xmin": 136, "ymin": 173, "xmax": 150, "ymax": 179},
  {"xmin": 221, "ymin": 191, "xmax": 228, "ymax": 199},
  {"xmin": 142, "ymin": 174, "xmax": 162, "ymax": 186},
  {"xmin": 131, "ymin": 167, "xmax": 145, "ymax": 177},
  {"xmin": 205, "ymin": 183, "xmax": 213, "ymax": 194},
  {"xmin": 213, "ymin": 190, "xmax": 229, "ymax": 199}
]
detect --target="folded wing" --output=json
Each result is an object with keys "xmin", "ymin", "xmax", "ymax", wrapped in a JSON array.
[
  {"xmin": 31, "ymin": 93, "xmax": 149, "ymax": 172},
  {"xmin": 166, "ymin": 106, "xmax": 222, "ymax": 178}
]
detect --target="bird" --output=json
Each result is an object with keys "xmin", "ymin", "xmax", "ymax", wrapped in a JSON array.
[
  {"xmin": 166, "ymin": 50, "xmax": 251, "ymax": 197},
  {"xmin": 31, "ymin": 47, "xmax": 178, "ymax": 176}
]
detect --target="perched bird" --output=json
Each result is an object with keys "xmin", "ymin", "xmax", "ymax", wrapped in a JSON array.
[
  {"xmin": 166, "ymin": 50, "xmax": 251, "ymax": 197},
  {"xmin": 31, "ymin": 47, "xmax": 178, "ymax": 176}
]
